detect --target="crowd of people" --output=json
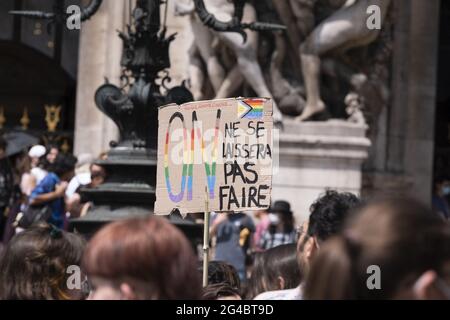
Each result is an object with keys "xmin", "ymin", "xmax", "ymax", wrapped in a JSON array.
[
  {"xmin": 0, "ymin": 135, "xmax": 449, "ymax": 300},
  {"xmin": 0, "ymin": 136, "xmax": 106, "ymax": 242}
]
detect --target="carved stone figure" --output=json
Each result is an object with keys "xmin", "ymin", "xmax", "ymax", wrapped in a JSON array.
[
  {"xmin": 174, "ymin": 0, "xmax": 283, "ymax": 122},
  {"xmin": 296, "ymin": 0, "xmax": 392, "ymax": 121},
  {"xmin": 175, "ymin": 0, "xmax": 392, "ymax": 127}
]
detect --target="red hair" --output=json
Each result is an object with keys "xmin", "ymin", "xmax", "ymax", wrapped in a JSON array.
[{"xmin": 83, "ymin": 216, "xmax": 201, "ymax": 299}]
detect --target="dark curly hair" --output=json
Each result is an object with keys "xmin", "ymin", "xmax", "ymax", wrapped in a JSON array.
[
  {"xmin": 46, "ymin": 153, "xmax": 77, "ymax": 177},
  {"xmin": 307, "ymin": 190, "xmax": 362, "ymax": 241},
  {"xmin": 200, "ymin": 261, "xmax": 241, "ymax": 291},
  {"xmin": 0, "ymin": 223, "xmax": 86, "ymax": 300},
  {"xmin": 202, "ymin": 283, "xmax": 241, "ymax": 300}
]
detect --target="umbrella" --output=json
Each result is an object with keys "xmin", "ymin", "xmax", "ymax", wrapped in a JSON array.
[{"xmin": 3, "ymin": 130, "xmax": 39, "ymax": 157}]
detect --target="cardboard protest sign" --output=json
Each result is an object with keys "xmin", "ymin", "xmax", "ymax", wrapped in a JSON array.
[{"xmin": 155, "ymin": 98, "xmax": 273, "ymax": 215}]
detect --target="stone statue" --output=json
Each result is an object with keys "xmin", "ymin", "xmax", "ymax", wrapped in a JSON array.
[
  {"xmin": 175, "ymin": 0, "xmax": 392, "ymax": 127},
  {"xmin": 174, "ymin": 0, "xmax": 283, "ymax": 122},
  {"xmin": 295, "ymin": 0, "xmax": 392, "ymax": 121}
]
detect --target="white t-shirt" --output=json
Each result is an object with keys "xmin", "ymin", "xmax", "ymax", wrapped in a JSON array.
[
  {"xmin": 253, "ymin": 286, "xmax": 303, "ymax": 300},
  {"xmin": 30, "ymin": 167, "xmax": 47, "ymax": 185},
  {"xmin": 66, "ymin": 173, "xmax": 91, "ymax": 198}
]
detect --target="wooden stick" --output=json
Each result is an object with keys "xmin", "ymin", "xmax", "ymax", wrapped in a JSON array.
[{"xmin": 202, "ymin": 186, "xmax": 210, "ymax": 287}]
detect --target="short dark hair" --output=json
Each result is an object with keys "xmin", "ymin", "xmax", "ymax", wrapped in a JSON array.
[
  {"xmin": 245, "ymin": 244, "xmax": 300, "ymax": 299},
  {"xmin": 47, "ymin": 153, "xmax": 77, "ymax": 177},
  {"xmin": 202, "ymin": 261, "xmax": 240, "ymax": 291},
  {"xmin": 202, "ymin": 283, "xmax": 241, "ymax": 300},
  {"xmin": 307, "ymin": 190, "xmax": 361, "ymax": 241}
]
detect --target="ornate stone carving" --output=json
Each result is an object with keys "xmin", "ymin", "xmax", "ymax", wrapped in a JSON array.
[
  {"xmin": 179, "ymin": 0, "xmax": 393, "ymax": 129},
  {"xmin": 175, "ymin": 0, "xmax": 285, "ymax": 122}
]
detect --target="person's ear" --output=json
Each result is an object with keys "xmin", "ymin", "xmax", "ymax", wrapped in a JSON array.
[
  {"xmin": 277, "ymin": 276, "xmax": 286, "ymax": 290},
  {"xmin": 120, "ymin": 283, "xmax": 137, "ymax": 300},
  {"xmin": 412, "ymin": 271, "xmax": 446, "ymax": 300},
  {"xmin": 304, "ymin": 236, "xmax": 316, "ymax": 261}
]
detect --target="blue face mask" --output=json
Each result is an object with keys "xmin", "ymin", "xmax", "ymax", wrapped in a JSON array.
[{"xmin": 443, "ymin": 186, "xmax": 450, "ymax": 196}]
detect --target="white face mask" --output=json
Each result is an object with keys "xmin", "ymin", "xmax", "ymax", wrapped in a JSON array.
[{"xmin": 268, "ymin": 213, "xmax": 279, "ymax": 225}]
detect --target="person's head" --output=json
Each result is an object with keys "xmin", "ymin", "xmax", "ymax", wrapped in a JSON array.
[
  {"xmin": 0, "ymin": 223, "xmax": 86, "ymax": 300},
  {"xmin": 304, "ymin": 198, "xmax": 450, "ymax": 300},
  {"xmin": 28, "ymin": 145, "xmax": 46, "ymax": 167},
  {"xmin": 83, "ymin": 216, "xmax": 201, "ymax": 300},
  {"xmin": 0, "ymin": 136, "xmax": 7, "ymax": 159},
  {"xmin": 46, "ymin": 145, "xmax": 59, "ymax": 164},
  {"xmin": 202, "ymin": 283, "xmax": 241, "ymax": 300},
  {"xmin": 90, "ymin": 164, "xmax": 106, "ymax": 188},
  {"xmin": 204, "ymin": 261, "xmax": 240, "ymax": 291},
  {"xmin": 46, "ymin": 153, "xmax": 77, "ymax": 181},
  {"xmin": 264, "ymin": 243, "xmax": 301, "ymax": 291},
  {"xmin": 269, "ymin": 200, "xmax": 295, "ymax": 234},
  {"xmin": 298, "ymin": 190, "xmax": 361, "ymax": 277},
  {"xmin": 246, "ymin": 244, "xmax": 301, "ymax": 298},
  {"xmin": 434, "ymin": 176, "xmax": 450, "ymax": 197}
]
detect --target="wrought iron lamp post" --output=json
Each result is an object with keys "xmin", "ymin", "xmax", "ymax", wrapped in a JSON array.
[{"xmin": 10, "ymin": 0, "xmax": 284, "ymax": 238}]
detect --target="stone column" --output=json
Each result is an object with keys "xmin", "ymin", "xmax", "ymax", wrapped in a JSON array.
[
  {"xmin": 73, "ymin": 0, "xmax": 132, "ymax": 156},
  {"xmin": 369, "ymin": 0, "xmax": 441, "ymax": 204},
  {"xmin": 273, "ymin": 120, "xmax": 371, "ymax": 223},
  {"xmin": 402, "ymin": 0, "xmax": 440, "ymax": 204}
]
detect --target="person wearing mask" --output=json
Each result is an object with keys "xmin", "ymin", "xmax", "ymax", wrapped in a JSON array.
[
  {"xmin": 254, "ymin": 190, "xmax": 361, "ymax": 299},
  {"xmin": 28, "ymin": 153, "xmax": 77, "ymax": 229},
  {"xmin": 65, "ymin": 153, "xmax": 95, "ymax": 199},
  {"xmin": 66, "ymin": 163, "xmax": 106, "ymax": 218},
  {"xmin": 305, "ymin": 198, "xmax": 450, "ymax": 300},
  {"xmin": 432, "ymin": 176, "xmax": 450, "ymax": 220},
  {"xmin": 260, "ymin": 200, "xmax": 296, "ymax": 250},
  {"xmin": 83, "ymin": 216, "xmax": 201, "ymax": 300}
]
